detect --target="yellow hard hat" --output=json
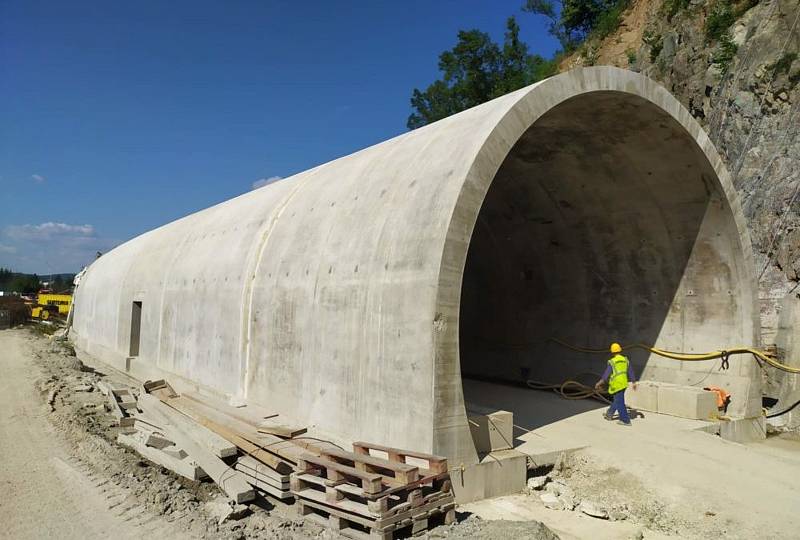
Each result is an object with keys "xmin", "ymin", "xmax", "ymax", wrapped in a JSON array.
[{"xmin": 610, "ymin": 343, "xmax": 622, "ymax": 353}]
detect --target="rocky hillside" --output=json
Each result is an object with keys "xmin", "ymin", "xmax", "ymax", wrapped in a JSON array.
[{"xmin": 563, "ymin": 0, "xmax": 799, "ymax": 348}]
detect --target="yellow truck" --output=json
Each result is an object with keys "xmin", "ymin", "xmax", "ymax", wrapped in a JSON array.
[{"xmin": 31, "ymin": 293, "xmax": 72, "ymax": 320}]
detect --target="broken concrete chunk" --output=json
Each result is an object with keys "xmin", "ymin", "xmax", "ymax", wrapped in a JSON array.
[
  {"xmin": 205, "ymin": 498, "xmax": 252, "ymax": 524},
  {"xmin": 608, "ymin": 507, "xmax": 628, "ymax": 521},
  {"xmin": 73, "ymin": 384, "xmax": 93, "ymax": 392},
  {"xmin": 527, "ymin": 475, "xmax": 548, "ymax": 491},
  {"xmin": 540, "ymin": 492, "xmax": 564, "ymax": 510},
  {"xmin": 579, "ymin": 500, "xmax": 609, "ymax": 519},
  {"xmin": 558, "ymin": 492, "xmax": 578, "ymax": 511}
]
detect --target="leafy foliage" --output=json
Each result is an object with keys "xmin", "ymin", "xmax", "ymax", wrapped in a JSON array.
[
  {"xmin": 524, "ymin": 0, "xmax": 630, "ymax": 48},
  {"xmin": 407, "ymin": 17, "xmax": 557, "ymax": 129},
  {"xmin": 705, "ymin": 1, "xmax": 735, "ymax": 42},
  {"xmin": 0, "ymin": 268, "xmax": 41, "ymax": 294},
  {"xmin": 642, "ymin": 29, "xmax": 663, "ymax": 62},
  {"xmin": 712, "ymin": 31, "xmax": 738, "ymax": 70}
]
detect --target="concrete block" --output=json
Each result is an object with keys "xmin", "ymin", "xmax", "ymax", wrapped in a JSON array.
[
  {"xmin": 625, "ymin": 380, "xmax": 662, "ymax": 412},
  {"xmin": 451, "ymin": 449, "xmax": 526, "ymax": 503},
  {"xmin": 468, "ymin": 410, "xmax": 514, "ymax": 453},
  {"xmin": 657, "ymin": 385, "xmax": 718, "ymax": 420}
]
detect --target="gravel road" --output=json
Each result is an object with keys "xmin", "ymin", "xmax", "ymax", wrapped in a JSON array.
[{"xmin": 0, "ymin": 329, "xmax": 189, "ymax": 539}]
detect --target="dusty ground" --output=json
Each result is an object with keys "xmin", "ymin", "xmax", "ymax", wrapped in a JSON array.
[
  {"xmin": 0, "ymin": 327, "xmax": 558, "ymax": 540},
  {"xmin": 464, "ymin": 381, "xmax": 800, "ymax": 540},
  {"xmin": 8, "ymin": 326, "xmax": 796, "ymax": 540}
]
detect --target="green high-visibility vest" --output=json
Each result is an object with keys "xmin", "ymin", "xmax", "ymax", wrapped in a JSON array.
[{"xmin": 608, "ymin": 354, "xmax": 629, "ymax": 394}]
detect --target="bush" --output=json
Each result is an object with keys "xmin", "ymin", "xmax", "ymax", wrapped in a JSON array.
[
  {"xmin": 626, "ymin": 48, "xmax": 637, "ymax": 65},
  {"xmin": 706, "ymin": 1, "xmax": 735, "ymax": 42},
  {"xmin": 712, "ymin": 32, "xmax": 738, "ymax": 70},
  {"xmin": 593, "ymin": 0, "xmax": 631, "ymax": 40},
  {"xmin": 643, "ymin": 29, "xmax": 664, "ymax": 62}
]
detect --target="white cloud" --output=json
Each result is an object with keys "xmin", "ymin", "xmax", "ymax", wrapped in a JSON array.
[
  {"xmin": 0, "ymin": 222, "xmax": 114, "ymax": 273},
  {"xmin": 252, "ymin": 176, "xmax": 283, "ymax": 190},
  {"xmin": 5, "ymin": 222, "xmax": 95, "ymax": 241},
  {"xmin": 31, "ymin": 174, "xmax": 45, "ymax": 183}
]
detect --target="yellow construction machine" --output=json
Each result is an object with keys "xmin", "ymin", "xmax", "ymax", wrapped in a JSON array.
[{"xmin": 31, "ymin": 293, "xmax": 72, "ymax": 320}]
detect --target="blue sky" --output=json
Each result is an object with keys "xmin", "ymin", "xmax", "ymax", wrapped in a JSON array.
[{"xmin": 0, "ymin": 0, "xmax": 559, "ymax": 274}]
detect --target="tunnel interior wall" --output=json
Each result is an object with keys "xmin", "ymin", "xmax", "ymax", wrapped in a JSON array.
[{"xmin": 458, "ymin": 92, "xmax": 760, "ymax": 419}]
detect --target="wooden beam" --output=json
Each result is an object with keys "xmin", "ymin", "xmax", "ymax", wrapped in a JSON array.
[
  {"xmin": 138, "ymin": 393, "xmax": 255, "ymax": 503},
  {"xmin": 160, "ymin": 395, "xmax": 294, "ymax": 474}
]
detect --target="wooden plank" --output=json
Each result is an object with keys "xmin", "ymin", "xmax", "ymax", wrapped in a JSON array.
[
  {"xmin": 352, "ymin": 441, "xmax": 447, "ymax": 474},
  {"xmin": 164, "ymin": 396, "xmax": 294, "ymax": 474},
  {"xmin": 138, "ymin": 393, "xmax": 255, "ymax": 503},
  {"xmin": 117, "ymin": 432, "xmax": 205, "ymax": 481},
  {"xmin": 297, "ymin": 453, "xmax": 383, "ymax": 494},
  {"xmin": 321, "ymin": 447, "xmax": 419, "ymax": 484},
  {"xmin": 236, "ymin": 455, "xmax": 291, "ymax": 481},
  {"xmin": 137, "ymin": 394, "xmax": 237, "ymax": 458},
  {"xmin": 182, "ymin": 392, "xmax": 277, "ymax": 427},
  {"xmin": 256, "ymin": 421, "xmax": 307, "ymax": 438},
  {"xmin": 234, "ymin": 467, "xmax": 292, "ymax": 499},
  {"xmin": 164, "ymin": 395, "xmax": 299, "ymax": 466},
  {"xmin": 234, "ymin": 464, "xmax": 289, "ymax": 489}
]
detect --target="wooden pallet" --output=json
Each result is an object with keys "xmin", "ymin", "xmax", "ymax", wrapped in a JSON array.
[
  {"xmin": 352, "ymin": 442, "xmax": 447, "ymax": 474},
  {"xmin": 292, "ymin": 445, "xmax": 455, "ymax": 538},
  {"xmin": 319, "ymin": 447, "xmax": 420, "ymax": 484},
  {"xmin": 295, "ymin": 495, "xmax": 455, "ymax": 540}
]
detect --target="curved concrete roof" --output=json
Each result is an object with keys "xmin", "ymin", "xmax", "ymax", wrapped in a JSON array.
[{"xmin": 72, "ymin": 67, "xmax": 759, "ymax": 465}]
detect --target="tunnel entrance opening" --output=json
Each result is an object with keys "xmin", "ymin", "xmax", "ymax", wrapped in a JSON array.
[{"xmin": 458, "ymin": 91, "xmax": 751, "ymax": 448}]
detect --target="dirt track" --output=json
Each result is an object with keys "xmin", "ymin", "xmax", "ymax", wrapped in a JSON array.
[
  {"xmin": 0, "ymin": 329, "xmax": 189, "ymax": 539},
  {"xmin": 0, "ymin": 328, "xmax": 560, "ymax": 540}
]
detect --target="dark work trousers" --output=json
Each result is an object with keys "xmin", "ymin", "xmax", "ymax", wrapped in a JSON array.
[{"xmin": 607, "ymin": 389, "xmax": 631, "ymax": 424}]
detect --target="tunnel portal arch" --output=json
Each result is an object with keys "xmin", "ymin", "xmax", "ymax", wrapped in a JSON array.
[{"xmin": 71, "ymin": 67, "xmax": 758, "ymax": 467}]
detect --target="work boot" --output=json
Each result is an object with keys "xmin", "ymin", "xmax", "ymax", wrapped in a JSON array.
[
  {"xmin": 603, "ymin": 413, "xmax": 614, "ymax": 421},
  {"xmin": 616, "ymin": 420, "xmax": 632, "ymax": 426}
]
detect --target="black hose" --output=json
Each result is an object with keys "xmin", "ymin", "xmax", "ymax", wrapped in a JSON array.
[{"xmin": 766, "ymin": 398, "xmax": 800, "ymax": 419}]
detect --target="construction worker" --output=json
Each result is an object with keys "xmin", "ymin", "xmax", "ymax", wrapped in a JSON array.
[{"xmin": 596, "ymin": 343, "xmax": 638, "ymax": 426}]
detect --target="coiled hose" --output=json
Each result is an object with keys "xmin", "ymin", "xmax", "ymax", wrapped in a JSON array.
[{"xmin": 526, "ymin": 372, "xmax": 611, "ymax": 404}]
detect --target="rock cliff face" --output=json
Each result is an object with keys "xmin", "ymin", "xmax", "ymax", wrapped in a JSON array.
[{"xmin": 563, "ymin": 0, "xmax": 799, "ymax": 356}]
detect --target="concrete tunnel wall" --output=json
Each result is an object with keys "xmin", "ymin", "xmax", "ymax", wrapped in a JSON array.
[{"xmin": 71, "ymin": 67, "xmax": 760, "ymax": 467}]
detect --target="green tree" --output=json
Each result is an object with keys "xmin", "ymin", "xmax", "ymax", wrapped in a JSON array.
[
  {"xmin": 408, "ymin": 17, "xmax": 556, "ymax": 129},
  {"xmin": 524, "ymin": 0, "xmax": 627, "ymax": 48}
]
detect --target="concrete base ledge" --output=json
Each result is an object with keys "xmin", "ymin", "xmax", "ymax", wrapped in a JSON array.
[
  {"xmin": 450, "ymin": 449, "xmax": 527, "ymax": 503},
  {"xmin": 697, "ymin": 416, "xmax": 767, "ymax": 443}
]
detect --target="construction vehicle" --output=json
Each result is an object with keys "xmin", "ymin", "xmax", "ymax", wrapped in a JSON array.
[{"xmin": 31, "ymin": 293, "xmax": 72, "ymax": 320}]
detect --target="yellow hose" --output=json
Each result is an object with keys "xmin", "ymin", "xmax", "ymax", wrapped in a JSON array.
[{"xmin": 549, "ymin": 338, "xmax": 800, "ymax": 374}]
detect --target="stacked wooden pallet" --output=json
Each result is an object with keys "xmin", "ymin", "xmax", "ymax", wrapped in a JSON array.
[
  {"xmin": 103, "ymin": 377, "xmax": 457, "ymax": 537},
  {"xmin": 291, "ymin": 442, "xmax": 455, "ymax": 539}
]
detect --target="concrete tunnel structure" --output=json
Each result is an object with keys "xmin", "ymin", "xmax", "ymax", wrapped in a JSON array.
[{"xmin": 71, "ymin": 66, "xmax": 761, "ymax": 468}]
